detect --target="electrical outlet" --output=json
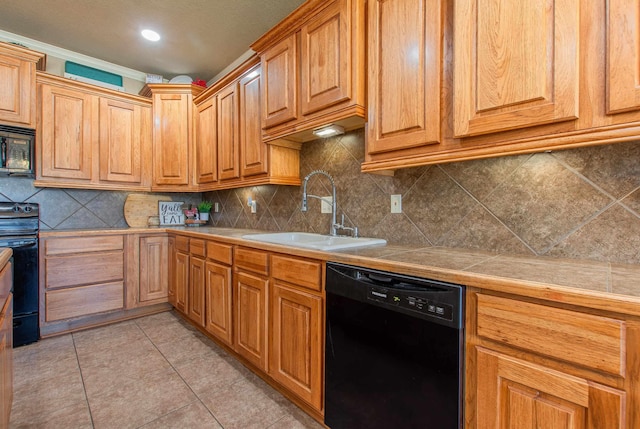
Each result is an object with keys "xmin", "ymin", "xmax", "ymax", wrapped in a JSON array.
[
  {"xmin": 321, "ymin": 196, "xmax": 333, "ymax": 213},
  {"xmin": 391, "ymin": 194, "xmax": 402, "ymax": 213},
  {"xmin": 214, "ymin": 202, "xmax": 220, "ymax": 213}
]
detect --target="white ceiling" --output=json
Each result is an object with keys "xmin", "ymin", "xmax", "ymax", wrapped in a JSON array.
[{"xmin": 0, "ymin": 0, "xmax": 306, "ymax": 81}]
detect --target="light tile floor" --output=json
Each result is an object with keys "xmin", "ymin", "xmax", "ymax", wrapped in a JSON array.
[{"xmin": 9, "ymin": 311, "xmax": 325, "ymax": 429}]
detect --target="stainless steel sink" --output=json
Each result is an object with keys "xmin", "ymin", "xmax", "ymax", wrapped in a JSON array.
[{"xmin": 241, "ymin": 232, "xmax": 386, "ymax": 251}]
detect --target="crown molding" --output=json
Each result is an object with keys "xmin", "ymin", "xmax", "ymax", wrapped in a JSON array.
[{"xmin": 0, "ymin": 29, "xmax": 147, "ymax": 81}]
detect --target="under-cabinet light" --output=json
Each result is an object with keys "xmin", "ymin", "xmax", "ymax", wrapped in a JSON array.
[{"xmin": 312, "ymin": 124, "xmax": 345, "ymax": 138}]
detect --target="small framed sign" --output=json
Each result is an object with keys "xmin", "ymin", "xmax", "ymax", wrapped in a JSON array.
[{"xmin": 159, "ymin": 201, "xmax": 185, "ymax": 225}]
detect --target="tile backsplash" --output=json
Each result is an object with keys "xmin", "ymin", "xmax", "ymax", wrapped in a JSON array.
[
  {"xmin": 1, "ymin": 129, "xmax": 638, "ymax": 265},
  {"xmin": 204, "ymin": 129, "xmax": 640, "ymax": 265},
  {"xmin": 0, "ymin": 178, "xmax": 201, "ymax": 231}
]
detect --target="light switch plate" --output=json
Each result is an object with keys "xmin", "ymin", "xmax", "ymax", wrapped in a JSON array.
[
  {"xmin": 321, "ymin": 196, "xmax": 333, "ymax": 213},
  {"xmin": 391, "ymin": 194, "xmax": 402, "ymax": 213}
]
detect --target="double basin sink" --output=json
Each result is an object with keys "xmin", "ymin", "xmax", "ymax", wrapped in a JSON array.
[{"xmin": 242, "ymin": 232, "xmax": 386, "ymax": 251}]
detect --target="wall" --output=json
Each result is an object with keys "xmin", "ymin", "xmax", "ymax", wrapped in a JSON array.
[
  {"xmin": 204, "ymin": 129, "xmax": 640, "ymax": 265},
  {"xmin": 0, "ymin": 178, "xmax": 200, "ymax": 230},
  {"xmin": 2, "ymin": 129, "xmax": 638, "ymax": 264}
]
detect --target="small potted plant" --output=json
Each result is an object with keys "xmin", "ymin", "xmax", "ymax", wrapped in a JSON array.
[{"xmin": 197, "ymin": 201, "xmax": 213, "ymax": 222}]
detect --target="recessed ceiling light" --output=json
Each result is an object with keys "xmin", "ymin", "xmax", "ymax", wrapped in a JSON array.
[{"xmin": 141, "ymin": 29, "xmax": 161, "ymax": 42}]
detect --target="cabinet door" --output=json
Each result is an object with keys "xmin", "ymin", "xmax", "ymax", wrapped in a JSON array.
[
  {"xmin": 168, "ymin": 237, "xmax": 176, "ymax": 306},
  {"xmin": 476, "ymin": 347, "xmax": 626, "ymax": 429},
  {"xmin": 195, "ymin": 96, "xmax": 218, "ymax": 184},
  {"xmin": 39, "ymin": 84, "xmax": 93, "ymax": 180},
  {"xmin": 234, "ymin": 270, "xmax": 268, "ymax": 371},
  {"xmin": 189, "ymin": 256, "xmax": 206, "ymax": 327},
  {"xmin": 139, "ymin": 236, "xmax": 168, "ymax": 304},
  {"xmin": 262, "ymin": 34, "xmax": 298, "ymax": 128},
  {"xmin": 300, "ymin": 0, "xmax": 351, "ymax": 116},
  {"xmin": 240, "ymin": 67, "xmax": 267, "ymax": 177},
  {"xmin": 269, "ymin": 281, "xmax": 322, "ymax": 411},
  {"xmin": 0, "ymin": 53, "xmax": 33, "ymax": 127},
  {"xmin": 174, "ymin": 250, "xmax": 189, "ymax": 313},
  {"xmin": 152, "ymin": 93, "xmax": 191, "ymax": 186},
  {"xmin": 205, "ymin": 260, "xmax": 233, "ymax": 346},
  {"xmin": 99, "ymin": 98, "xmax": 148, "ymax": 185},
  {"xmin": 217, "ymin": 83, "xmax": 240, "ymax": 181},
  {"xmin": 607, "ymin": 0, "xmax": 640, "ymax": 114},
  {"xmin": 454, "ymin": 0, "xmax": 579, "ymax": 137},
  {"xmin": 367, "ymin": 0, "xmax": 442, "ymax": 154}
]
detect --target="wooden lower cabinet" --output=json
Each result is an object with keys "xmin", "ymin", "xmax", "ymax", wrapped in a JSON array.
[
  {"xmin": 174, "ymin": 251, "xmax": 189, "ymax": 314},
  {"xmin": 137, "ymin": 235, "xmax": 169, "ymax": 305},
  {"xmin": 0, "ymin": 260, "xmax": 12, "ymax": 428},
  {"xmin": 204, "ymin": 259, "xmax": 233, "ymax": 346},
  {"xmin": 467, "ymin": 290, "xmax": 638, "ymax": 428},
  {"xmin": 269, "ymin": 280, "xmax": 323, "ymax": 411},
  {"xmin": 167, "ymin": 238, "xmax": 326, "ymax": 418},
  {"xmin": 188, "ymin": 255, "xmax": 206, "ymax": 327},
  {"xmin": 234, "ymin": 270, "xmax": 269, "ymax": 371},
  {"xmin": 475, "ymin": 347, "xmax": 625, "ymax": 429},
  {"xmin": 41, "ymin": 235, "xmax": 125, "ymax": 325}
]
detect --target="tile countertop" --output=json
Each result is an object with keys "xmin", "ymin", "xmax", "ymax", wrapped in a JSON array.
[{"xmin": 40, "ymin": 227, "xmax": 640, "ymax": 317}]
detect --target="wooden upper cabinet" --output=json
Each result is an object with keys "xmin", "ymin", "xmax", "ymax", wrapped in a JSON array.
[
  {"xmin": 454, "ymin": 0, "xmax": 579, "ymax": 137},
  {"xmin": 98, "ymin": 98, "xmax": 150, "ymax": 185},
  {"xmin": 195, "ymin": 96, "xmax": 218, "ymax": 185},
  {"xmin": 367, "ymin": 0, "xmax": 442, "ymax": 154},
  {"xmin": 251, "ymin": 0, "xmax": 365, "ymax": 142},
  {"xmin": 144, "ymin": 83, "xmax": 203, "ymax": 191},
  {"xmin": 607, "ymin": 0, "xmax": 640, "ymax": 114},
  {"xmin": 0, "ymin": 42, "xmax": 43, "ymax": 128},
  {"xmin": 36, "ymin": 73, "xmax": 152, "ymax": 190},
  {"xmin": 262, "ymin": 34, "xmax": 298, "ymax": 129},
  {"xmin": 240, "ymin": 66, "xmax": 267, "ymax": 177},
  {"xmin": 38, "ymin": 82, "xmax": 93, "ymax": 181},
  {"xmin": 152, "ymin": 92, "xmax": 191, "ymax": 186},
  {"xmin": 300, "ymin": 0, "xmax": 351, "ymax": 116},
  {"xmin": 217, "ymin": 82, "xmax": 240, "ymax": 181}
]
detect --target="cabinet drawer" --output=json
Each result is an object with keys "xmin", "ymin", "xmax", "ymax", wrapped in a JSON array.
[
  {"xmin": 206, "ymin": 241, "xmax": 233, "ymax": 265},
  {"xmin": 174, "ymin": 235, "xmax": 190, "ymax": 252},
  {"xmin": 45, "ymin": 252, "xmax": 124, "ymax": 289},
  {"xmin": 234, "ymin": 247, "xmax": 269, "ymax": 276},
  {"xmin": 44, "ymin": 235, "xmax": 123, "ymax": 255},
  {"xmin": 190, "ymin": 239, "xmax": 206, "ymax": 257},
  {"xmin": 476, "ymin": 294, "xmax": 626, "ymax": 376},
  {"xmin": 271, "ymin": 255, "xmax": 322, "ymax": 291},
  {"xmin": 45, "ymin": 282, "xmax": 124, "ymax": 321}
]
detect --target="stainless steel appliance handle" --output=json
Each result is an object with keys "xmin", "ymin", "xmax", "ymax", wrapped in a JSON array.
[
  {"xmin": 0, "ymin": 238, "xmax": 38, "ymax": 248},
  {"xmin": 1, "ymin": 137, "xmax": 6, "ymax": 168}
]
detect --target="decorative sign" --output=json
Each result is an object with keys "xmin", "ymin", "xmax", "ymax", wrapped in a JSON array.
[{"xmin": 159, "ymin": 201, "xmax": 185, "ymax": 225}]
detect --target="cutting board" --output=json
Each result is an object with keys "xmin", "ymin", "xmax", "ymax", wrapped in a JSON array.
[{"xmin": 123, "ymin": 194, "xmax": 172, "ymax": 227}]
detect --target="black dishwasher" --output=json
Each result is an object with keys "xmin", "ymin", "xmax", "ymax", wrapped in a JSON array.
[{"xmin": 325, "ymin": 262, "xmax": 464, "ymax": 429}]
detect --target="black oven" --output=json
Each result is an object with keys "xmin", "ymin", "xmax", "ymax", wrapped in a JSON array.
[{"xmin": 0, "ymin": 202, "xmax": 39, "ymax": 346}]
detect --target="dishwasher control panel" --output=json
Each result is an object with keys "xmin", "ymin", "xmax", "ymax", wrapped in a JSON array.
[{"xmin": 367, "ymin": 286, "xmax": 454, "ymax": 321}]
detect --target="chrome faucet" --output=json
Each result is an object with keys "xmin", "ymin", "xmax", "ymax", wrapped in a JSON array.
[
  {"xmin": 301, "ymin": 170, "xmax": 338, "ymax": 236},
  {"xmin": 301, "ymin": 170, "xmax": 359, "ymax": 237}
]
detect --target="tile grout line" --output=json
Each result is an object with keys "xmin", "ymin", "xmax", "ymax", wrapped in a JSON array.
[
  {"xmin": 132, "ymin": 314, "xmax": 227, "ymax": 429},
  {"xmin": 70, "ymin": 332, "xmax": 97, "ymax": 429}
]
